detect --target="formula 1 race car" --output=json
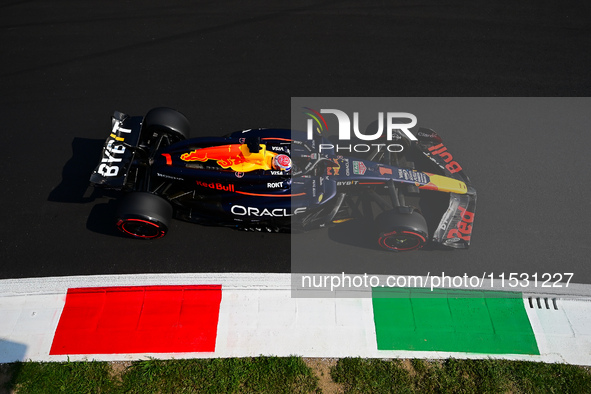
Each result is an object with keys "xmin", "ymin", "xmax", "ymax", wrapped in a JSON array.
[{"xmin": 90, "ymin": 107, "xmax": 476, "ymax": 251}]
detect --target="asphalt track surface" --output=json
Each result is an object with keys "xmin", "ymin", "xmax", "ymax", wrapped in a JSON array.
[{"xmin": 1, "ymin": 1, "xmax": 590, "ymax": 281}]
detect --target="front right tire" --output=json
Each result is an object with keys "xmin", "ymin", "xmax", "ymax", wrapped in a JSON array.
[{"xmin": 142, "ymin": 107, "xmax": 191, "ymax": 143}]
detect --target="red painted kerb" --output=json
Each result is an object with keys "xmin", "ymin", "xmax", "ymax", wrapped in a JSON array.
[{"xmin": 50, "ymin": 285, "xmax": 222, "ymax": 355}]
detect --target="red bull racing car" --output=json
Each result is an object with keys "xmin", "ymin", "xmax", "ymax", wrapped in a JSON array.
[{"xmin": 90, "ymin": 107, "xmax": 476, "ymax": 251}]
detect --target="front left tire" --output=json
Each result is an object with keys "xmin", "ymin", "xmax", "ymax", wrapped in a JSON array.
[
  {"xmin": 116, "ymin": 192, "xmax": 173, "ymax": 239},
  {"xmin": 375, "ymin": 209, "xmax": 429, "ymax": 251}
]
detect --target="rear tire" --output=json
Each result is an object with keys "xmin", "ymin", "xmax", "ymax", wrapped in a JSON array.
[
  {"xmin": 116, "ymin": 192, "xmax": 173, "ymax": 239},
  {"xmin": 142, "ymin": 107, "xmax": 191, "ymax": 142},
  {"xmin": 376, "ymin": 209, "xmax": 428, "ymax": 251}
]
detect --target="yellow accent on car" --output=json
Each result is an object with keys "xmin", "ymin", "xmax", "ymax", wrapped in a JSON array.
[
  {"xmin": 110, "ymin": 133, "xmax": 125, "ymax": 141},
  {"xmin": 425, "ymin": 174, "xmax": 468, "ymax": 194},
  {"xmin": 180, "ymin": 144, "xmax": 277, "ymax": 172},
  {"xmin": 234, "ymin": 144, "xmax": 277, "ymax": 172},
  {"xmin": 332, "ymin": 218, "xmax": 353, "ymax": 224}
]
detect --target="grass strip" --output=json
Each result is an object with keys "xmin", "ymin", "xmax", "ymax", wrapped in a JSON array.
[
  {"xmin": 331, "ymin": 357, "xmax": 591, "ymax": 393},
  {"xmin": 0, "ymin": 360, "xmax": 115, "ymax": 393},
  {"xmin": 3, "ymin": 357, "xmax": 591, "ymax": 393},
  {"xmin": 2, "ymin": 356, "xmax": 320, "ymax": 394},
  {"xmin": 119, "ymin": 357, "xmax": 319, "ymax": 393}
]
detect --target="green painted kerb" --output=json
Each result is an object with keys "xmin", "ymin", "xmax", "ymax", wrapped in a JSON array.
[{"xmin": 372, "ymin": 288, "xmax": 539, "ymax": 355}]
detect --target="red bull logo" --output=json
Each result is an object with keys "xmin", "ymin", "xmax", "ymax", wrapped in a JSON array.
[
  {"xmin": 428, "ymin": 143, "xmax": 462, "ymax": 174},
  {"xmin": 181, "ymin": 145, "xmax": 247, "ymax": 169},
  {"xmin": 447, "ymin": 206, "xmax": 474, "ymax": 241},
  {"xmin": 326, "ymin": 158, "xmax": 341, "ymax": 176},
  {"xmin": 180, "ymin": 144, "xmax": 278, "ymax": 172},
  {"xmin": 195, "ymin": 180, "xmax": 235, "ymax": 192}
]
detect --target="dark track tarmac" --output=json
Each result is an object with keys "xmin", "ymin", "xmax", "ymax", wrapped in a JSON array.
[{"xmin": 1, "ymin": 1, "xmax": 590, "ymax": 281}]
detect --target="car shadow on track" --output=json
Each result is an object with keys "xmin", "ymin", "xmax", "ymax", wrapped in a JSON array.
[
  {"xmin": 86, "ymin": 199, "xmax": 123, "ymax": 237},
  {"xmin": 327, "ymin": 218, "xmax": 454, "ymax": 252},
  {"xmin": 48, "ymin": 137, "xmax": 105, "ymax": 203},
  {"xmin": 327, "ymin": 191, "xmax": 453, "ymax": 252},
  {"xmin": 47, "ymin": 137, "xmax": 124, "ymax": 238}
]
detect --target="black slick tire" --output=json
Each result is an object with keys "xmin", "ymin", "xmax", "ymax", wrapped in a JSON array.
[
  {"xmin": 142, "ymin": 107, "xmax": 191, "ymax": 142},
  {"xmin": 376, "ymin": 209, "xmax": 428, "ymax": 252},
  {"xmin": 116, "ymin": 192, "xmax": 173, "ymax": 239}
]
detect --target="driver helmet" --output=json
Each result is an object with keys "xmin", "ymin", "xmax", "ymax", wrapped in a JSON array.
[{"xmin": 272, "ymin": 154, "xmax": 292, "ymax": 172}]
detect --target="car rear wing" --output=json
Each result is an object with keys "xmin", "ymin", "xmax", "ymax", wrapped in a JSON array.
[
  {"xmin": 414, "ymin": 128, "xmax": 477, "ymax": 249},
  {"xmin": 89, "ymin": 111, "xmax": 143, "ymax": 190}
]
